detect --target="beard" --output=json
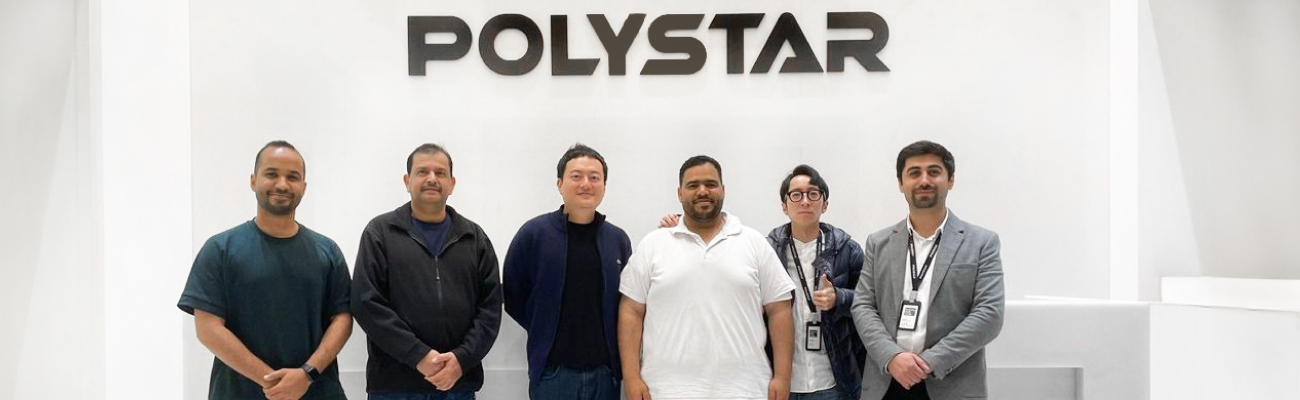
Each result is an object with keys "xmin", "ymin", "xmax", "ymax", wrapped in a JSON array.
[
  {"xmin": 258, "ymin": 191, "xmax": 300, "ymax": 216},
  {"xmin": 911, "ymin": 195, "xmax": 938, "ymax": 209},
  {"xmin": 682, "ymin": 195, "xmax": 724, "ymax": 222},
  {"xmin": 910, "ymin": 188, "xmax": 941, "ymax": 209}
]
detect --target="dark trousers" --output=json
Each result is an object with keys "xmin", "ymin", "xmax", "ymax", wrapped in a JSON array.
[
  {"xmin": 528, "ymin": 365, "xmax": 619, "ymax": 400},
  {"xmin": 882, "ymin": 379, "xmax": 930, "ymax": 400},
  {"xmin": 369, "ymin": 390, "xmax": 475, "ymax": 400}
]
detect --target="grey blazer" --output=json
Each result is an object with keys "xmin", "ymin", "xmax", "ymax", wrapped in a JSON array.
[{"xmin": 850, "ymin": 212, "xmax": 1005, "ymax": 400}]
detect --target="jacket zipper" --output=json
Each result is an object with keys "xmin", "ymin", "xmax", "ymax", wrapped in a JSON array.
[{"xmin": 408, "ymin": 232, "xmax": 446, "ymax": 310}]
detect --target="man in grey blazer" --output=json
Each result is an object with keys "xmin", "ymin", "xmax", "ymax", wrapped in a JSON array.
[{"xmin": 851, "ymin": 140, "xmax": 1005, "ymax": 400}]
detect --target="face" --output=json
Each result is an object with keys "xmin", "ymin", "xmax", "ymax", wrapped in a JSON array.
[
  {"xmin": 404, "ymin": 151, "xmax": 456, "ymax": 209},
  {"xmin": 898, "ymin": 154, "xmax": 954, "ymax": 210},
  {"xmin": 677, "ymin": 163, "xmax": 725, "ymax": 223},
  {"xmin": 250, "ymin": 147, "xmax": 307, "ymax": 216},
  {"xmin": 557, "ymin": 156, "xmax": 606, "ymax": 213},
  {"xmin": 782, "ymin": 175, "xmax": 827, "ymax": 227}
]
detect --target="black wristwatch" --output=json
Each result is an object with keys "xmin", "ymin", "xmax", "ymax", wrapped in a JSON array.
[{"xmin": 300, "ymin": 363, "xmax": 321, "ymax": 383}]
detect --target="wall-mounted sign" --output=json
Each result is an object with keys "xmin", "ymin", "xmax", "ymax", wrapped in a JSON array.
[{"xmin": 408, "ymin": 12, "xmax": 889, "ymax": 76}]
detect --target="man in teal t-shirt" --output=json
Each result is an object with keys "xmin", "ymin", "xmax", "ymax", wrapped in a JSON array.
[{"xmin": 178, "ymin": 141, "xmax": 353, "ymax": 400}]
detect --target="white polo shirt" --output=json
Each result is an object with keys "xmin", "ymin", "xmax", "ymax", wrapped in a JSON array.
[{"xmin": 620, "ymin": 212, "xmax": 796, "ymax": 400}]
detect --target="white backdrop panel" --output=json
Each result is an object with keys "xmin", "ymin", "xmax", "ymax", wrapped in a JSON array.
[{"xmin": 187, "ymin": 0, "xmax": 1110, "ymax": 397}]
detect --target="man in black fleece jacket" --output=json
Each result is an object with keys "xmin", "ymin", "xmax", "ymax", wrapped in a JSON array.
[{"xmin": 352, "ymin": 143, "xmax": 502, "ymax": 400}]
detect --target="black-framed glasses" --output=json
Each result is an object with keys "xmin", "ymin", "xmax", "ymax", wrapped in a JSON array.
[{"xmin": 786, "ymin": 190, "xmax": 823, "ymax": 202}]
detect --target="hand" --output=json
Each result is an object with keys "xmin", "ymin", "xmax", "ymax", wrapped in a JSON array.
[
  {"xmin": 767, "ymin": 376, "xmax": 790, "ymax": 400},
  {"xmin": 417, "ymin": 349, "xmax": 446, "ymax": 377},
  {"xmin": 257, "ymin": 373, "xmax": 280, "ymax": 390},
  {"xmin": 657, "ymin": 213, "xmax": 680, "ymax": 229},
  {"xmin": 812, "ymin": 274, "xmax": 837, "ymax": 311},
  {"xmin": 887, "ymin": 352, "xmax": 932, "ymax": 389},
  {"xmin": 261, "ymin": 368, "xmax": 310, "ymax": 400},
  {"xmin": 426, "ymin": 352, "xmax": 463, "ymax": 391},
  {"xmin": 624, "ymin": 377, "xmax": 652, "ymax": 400}
]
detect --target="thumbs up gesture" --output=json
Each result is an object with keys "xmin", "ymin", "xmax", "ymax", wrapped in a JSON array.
[{"xmin": 812, "ymin": 274, "xmax": 837, "ymax": 311}]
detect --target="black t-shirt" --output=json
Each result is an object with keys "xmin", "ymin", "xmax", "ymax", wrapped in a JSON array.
[
  {"xmin": 547, "ymin": 220, "xmax": 610, "ymax": 367},
  {"xmin": 178, "ymin": 220, "xmax": 350, "ymax": 400}
]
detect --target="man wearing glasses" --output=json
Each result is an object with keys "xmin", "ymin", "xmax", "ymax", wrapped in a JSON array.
[{"xmin": 766, "ymin": 165, "xmax": 868, "ymax": 400}]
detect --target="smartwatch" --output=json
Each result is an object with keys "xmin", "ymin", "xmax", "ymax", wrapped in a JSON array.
[{"xmin": 300, "ymin": 363, "xmax": 321, "ymax": 383}]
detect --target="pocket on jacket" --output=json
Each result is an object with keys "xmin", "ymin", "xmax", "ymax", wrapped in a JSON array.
[{"xmin": 949, "ymin": 263, "xmax": 977, "ymax": 271}]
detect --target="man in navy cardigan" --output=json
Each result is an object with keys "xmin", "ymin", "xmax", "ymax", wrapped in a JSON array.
[{"xmin": 503, "ymin": 144, "xmax": 633, "ymax": 400}]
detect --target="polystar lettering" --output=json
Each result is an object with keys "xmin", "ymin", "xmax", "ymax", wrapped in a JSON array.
[{"xmin": 407, "ymin": 12, "xmax": 889, "ymax": 76}]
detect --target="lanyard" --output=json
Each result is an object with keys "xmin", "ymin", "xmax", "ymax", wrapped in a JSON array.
[
  {"xmin": 787, "ymin": 234, "xmax": 822, "ymax": 314},
  {"xmin": 906, "ymin": 230, "xmax": 942, "ymax": 302}
]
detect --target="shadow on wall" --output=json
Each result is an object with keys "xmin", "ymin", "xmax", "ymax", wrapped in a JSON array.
[
  {"xmin": 1148, "ymin": 0, "xmax": 1300, "ymax": 279},
  {"xmin": 0, "ymin": 0, "xmax": 94, "ymax": 398}
]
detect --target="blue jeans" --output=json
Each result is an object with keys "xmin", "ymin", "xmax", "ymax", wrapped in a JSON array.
[
  {"xmin": 368, "ymin": 390, "xmax": 475, "ymax": 400},
  {"xmin": 790, "ymin": 387, "xmax": 845, "ymax": 400},
  {"xmin": 529, "ymin": 365, "xmax": 619, "ymax": 400}
]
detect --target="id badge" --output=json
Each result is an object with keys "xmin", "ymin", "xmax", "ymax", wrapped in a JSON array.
[
  {"xmin": 898, "ymin": 300, "xmax": 922, "ymax": 331},
  {"xmin": 804, "ymin": 321, "xmax": 823, "ymax": 351}
]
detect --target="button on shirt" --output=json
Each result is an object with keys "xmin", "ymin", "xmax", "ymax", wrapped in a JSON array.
[
  {"xmin": 620, "ymin": 212, "xmax": 795, "ymax": 400},
  {"xmin": 786, "ymin": 237, "xmax": 836, "ymax": 393},
  {"xmin": 896, "ymin": 211, "xmax": 949, "ymax": 355}
]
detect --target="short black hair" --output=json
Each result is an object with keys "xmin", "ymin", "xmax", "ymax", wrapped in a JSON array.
[
  {"xmin": 678, "ymin": 155, "xmax": 723, "ymax": 185},
  {"xmin": 254, "ymin": 140, "xmax": 304, "ymax": 174},
  {"xmin": 407, "ymin": 143, "xmax": 453, "ymax": 176},
  {"xmin": 779, "ymin": 164, "xmax": 829, "ymax": 202},
  {"xmin": 556, "ymin": 143, "xmax": 609, "ymax": 180},
  {"xmin": 896, "ymin": 140, "xmax": 955, "ymax": 182}
]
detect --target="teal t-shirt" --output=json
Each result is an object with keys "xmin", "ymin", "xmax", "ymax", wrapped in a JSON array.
[{"xmin": 178, "ymin": 220, "xmax": 350, "ymax": 400}]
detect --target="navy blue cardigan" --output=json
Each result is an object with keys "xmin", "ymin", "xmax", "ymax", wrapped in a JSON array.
[{"xmin": 502, "ymin": 207, "xmax": 632, "ymax": 382}]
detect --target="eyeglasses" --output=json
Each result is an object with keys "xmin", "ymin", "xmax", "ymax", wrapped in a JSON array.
[{"xmin": 786, "ymin": 190, "xmax": 824, "ymax": 202}]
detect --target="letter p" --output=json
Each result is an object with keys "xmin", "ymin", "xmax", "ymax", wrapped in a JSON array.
[{"xmin": 409, "ymin": 16, "xmax": 472, "ymax": 76}]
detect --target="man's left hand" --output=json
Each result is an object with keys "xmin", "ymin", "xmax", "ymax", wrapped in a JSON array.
[
  {"xmin": 262, "ymin": 368, "xmax": 310, "ymax": 400},
  {"xmin": 812, "ymin": 274, "xmax": 837, "ymax": 311},
  {"xmin": 426, "ymin": 352, "xmax": 463, "ymax": 391},
  {"xmin": 767, "ymin": 376, "xmax": 790, "ymax": 400}
]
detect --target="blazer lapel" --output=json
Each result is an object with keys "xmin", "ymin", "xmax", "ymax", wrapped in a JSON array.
[
  {"xmin": 881, "ymin": 220, "xmax": 909, "ymax": 337},
  {"xmin": 928, "ymin": 212, "xmax": 966, "ymax": 297}
]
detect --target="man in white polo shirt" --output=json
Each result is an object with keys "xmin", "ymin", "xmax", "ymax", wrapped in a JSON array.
[{"xmin": 618, "ymin": 155, "xmax": 797, "ymax": 400}]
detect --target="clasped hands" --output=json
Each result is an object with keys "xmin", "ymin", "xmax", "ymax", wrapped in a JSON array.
[
  {"xmin": 887, "ymin": 352, "xmax": 932, "ymax": 390},
  {"xmin": 417, "ymin": 349, "xmax": 464, "ymax": 391}
]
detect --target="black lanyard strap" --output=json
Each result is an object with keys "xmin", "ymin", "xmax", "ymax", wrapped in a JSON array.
[
  {"xmin": 906, "ymin": 230, "xmax": 943, "ymax": 299},
  {"xmin": 787, "ymin": 234, "xmax": 822, "ymax": 314}
]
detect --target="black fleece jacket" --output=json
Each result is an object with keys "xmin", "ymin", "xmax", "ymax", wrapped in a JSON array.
[{"xmin": 352, "ymin": 203, "xmax": 502, "ymax": 394}]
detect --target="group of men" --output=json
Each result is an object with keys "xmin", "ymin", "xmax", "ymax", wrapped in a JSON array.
[{"xmin": 178, "ymin": 139, "xmax": 1005, "ymax": 400}]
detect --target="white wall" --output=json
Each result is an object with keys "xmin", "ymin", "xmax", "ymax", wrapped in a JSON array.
[
  {"xmin": 98, "ymin": 0, "xmax": 192, "ymax": 398},
  {"xmin": 1136, "ymin": 0, "xmax": 1203, "ymax": 301},
  {"xmin": 187, "ymin": 0, "xmax": 1113, "ymax": 301},
  {"xmin": 3, "ymin": 0, "xmax": 1296, "ymax": 398},
  {"xmin": 1146, "ymin": 0, "xmax": 1300, "ymax": 280},
  {"xmin": 0, "ymin": 0, "xmax": 104, "ymax": 399},
  {"xmin": 182, "ymin": 0, "xmax": 1112, "ymax": 397}
]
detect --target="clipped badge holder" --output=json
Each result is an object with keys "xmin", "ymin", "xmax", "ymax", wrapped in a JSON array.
[
  {"xmin": 805, "ymin": 321, "xmax": 823, "ymax": 351},
  {"xmin": 898, "ymin": 300, "xmax": 922, "ymax": 331}
]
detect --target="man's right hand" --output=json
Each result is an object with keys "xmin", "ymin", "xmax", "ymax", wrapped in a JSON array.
[
  {"xmin": 624, "ymin": 377, "xmax": 653, "ymax": 400},
  {"xmin": 887, "ymin": 352, "xmax": 932, "ymax": 389},
  {"xmin": 657, "ymin": 213, "xmax": 680, "ymax": 229},
  {"xmin": 417, "ymin": 349, "xmax": 446, "ymax": 377}
]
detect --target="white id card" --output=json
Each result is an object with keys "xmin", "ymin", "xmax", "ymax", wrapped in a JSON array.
[
  {"xmin": 805, "ymin": 322, "xmax": 823, "ymax": 351},
  {"xmin": 898, "ymin": 300, "xmax": 922, "ymax": 331}
]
